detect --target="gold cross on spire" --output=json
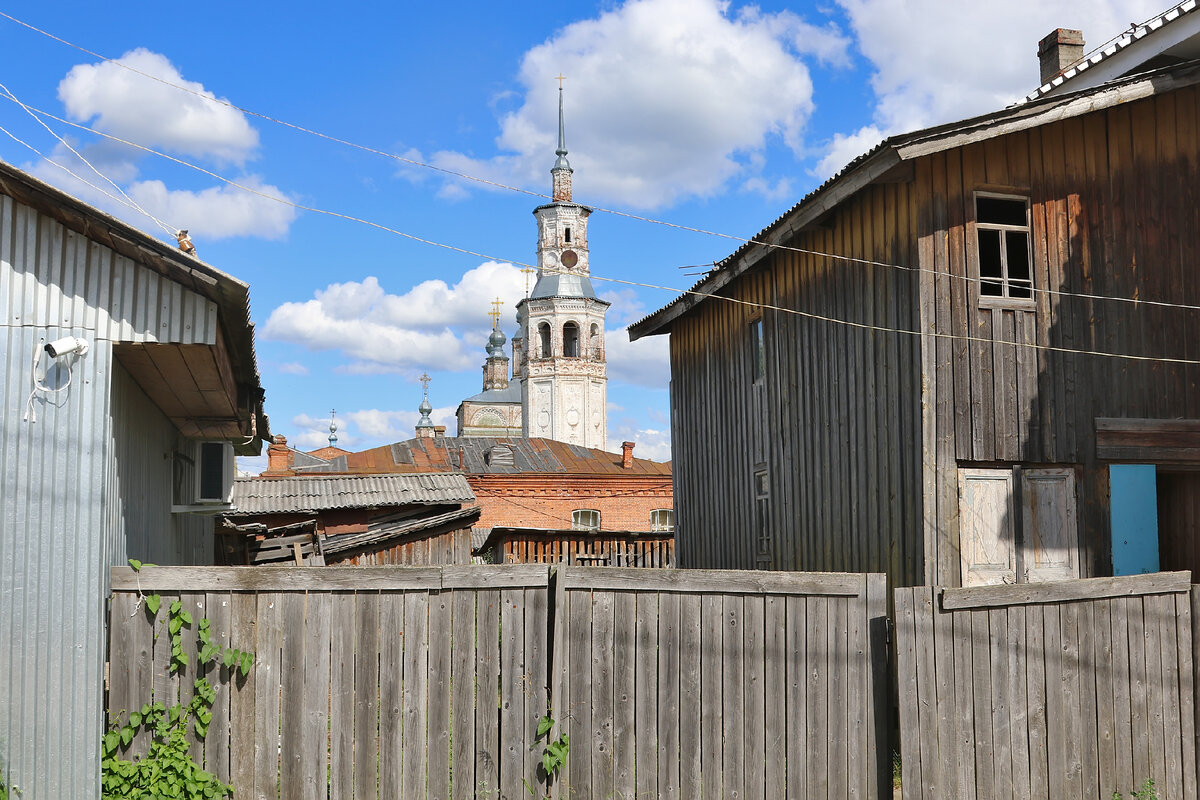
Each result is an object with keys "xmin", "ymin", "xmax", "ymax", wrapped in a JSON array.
[
  {"xmin": 419, "ymin": 372, "xmax": 431, "ymax": 398},
  {"xmin": 555, "ymin": 74, "xmax": 566, "ymax": 89},
  {"xmin": 489, "ymin": 297, "xmax": 504, "ymax": 328},
  {"xmin": 521, "ymin": 266, "xmax": 537, "ymax": 297}
]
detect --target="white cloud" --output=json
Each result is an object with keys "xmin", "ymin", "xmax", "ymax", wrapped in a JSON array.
[
  {"xmin": 277, "ymin": 362, "xmax": 309, "ymax": 375},
  {"xmin": 289, "ymin": 406, "xmax": 458, "ymax": 451},
  {"xmin": 814, "ymin": 124, "xmax": 885, "ymax": 180},
  {"xmin": 127, "ymin": 177, "xmax": 296, "ymax": 240},
  {"xmin": 606, "ymin": 329, "xmax": 670, "ymax": 388},
  {"xmin": 821, "ymin": 0, "xmax": 1164, "ymax": 172},
  {"xmin": 262, "ymin": 262, "xmax": 527, "ymax": 373},
  {"xmin": 606, "ymin": 426, "xmax": 672, "ymax": 462},
  {"xmin": 58, "ymin": 48, "xmax": 258, "ymax": 164},
  {"xmin": 430, "ymin": 0, "xmax": 849, "ymax": 209}
]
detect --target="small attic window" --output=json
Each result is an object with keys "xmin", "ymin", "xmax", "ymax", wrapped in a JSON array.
[
  {"xmin": 564, "ymin": 227, "xmax": 572, "ymax": 243},
  {"xmin": 975, "ymin": 194, "xmax": 1033, "ymax": 306}
]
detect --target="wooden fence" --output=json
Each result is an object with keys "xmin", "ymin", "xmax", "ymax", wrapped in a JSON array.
[
  {"xmin": 550, "ymin": 567, "xmax": 891, "ymax": 799},
  {"xmin": 108, "ymin": 565, "xmax": 550, "ymax": 800},
  {"xmin": 894, "ymin": 572, "xmax": 1198, "ymax": 800},
  {"xmin": 108, "ymin": 565, "xmax": 891, "ymax": 800}
]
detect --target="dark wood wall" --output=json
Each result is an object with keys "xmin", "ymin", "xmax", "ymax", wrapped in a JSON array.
[
  {"xmin": 669, "ymin": 180, "xmax": 924, "ymax": 587},
  {"xmin": 917, "ymin": 85, "xmax": 1200, "ymax": 584}
]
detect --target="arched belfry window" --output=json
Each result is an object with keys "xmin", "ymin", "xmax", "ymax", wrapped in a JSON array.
[
  {"xmin": 538, "ymin": 322, "xmax": 552, "ymax": 357},
  {"xmin": 563, "ymin": 322, "xmax": 580, "ymax": 357},
  {"xmin": 589, "ymin": 324, "xmax": 601, "ymax": 359}
]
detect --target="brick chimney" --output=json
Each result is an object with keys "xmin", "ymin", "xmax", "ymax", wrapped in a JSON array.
[
  {"xmin": 621, "ymin": 441, "xmax": 635, "ymax": 469},
  {"xmin": 263, "ymin": 434, "xmax": 293, "ymax": 475},
  {"xmin": 1038, "ymin": 28, "xmax": 1085, "ymax": 84}
]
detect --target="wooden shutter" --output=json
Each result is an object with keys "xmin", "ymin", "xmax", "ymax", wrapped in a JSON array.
[
  {"xmin": 1021, "ymin": 468, "xmax": 1079, "ymax": 582},
  {"xmin": 958, "ymin": 469, "xmax": 1017, "ymax": 586}
]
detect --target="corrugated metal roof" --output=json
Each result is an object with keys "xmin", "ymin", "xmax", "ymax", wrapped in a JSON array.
[
  {"xmin": 1024, "ymin": 0, "xmax": 1200, "ymax": 102},
  {"xmin": 292, "ymin": 436, "xmax": 671, "ymax": 476},
  {"xmin": 228, "ymin": 473, "xmax": 475, "ymax": 514}
]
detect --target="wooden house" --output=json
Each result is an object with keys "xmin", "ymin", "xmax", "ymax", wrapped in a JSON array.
[
  {"xmin": 474, "ymin": 525, "xmax": 674, "ymax": 567},
  {"xmin": 219, "ymin": 473, "xmax": 480, "ymax": 565},
  {"xmin": 0, "ymin": 161, "xmax": 268, "ymax": 798},
  {"xmin": 631, "ymin": 54, "xmax": 1200, "ymax": 590}
]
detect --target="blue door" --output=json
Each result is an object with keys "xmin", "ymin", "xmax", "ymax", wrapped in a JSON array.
[{"xmin": 1110, "ymin": 464, "xmax": 1160, "ymax": 576}]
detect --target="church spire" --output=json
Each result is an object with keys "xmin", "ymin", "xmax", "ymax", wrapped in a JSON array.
[{"xmin": 551, "ymin": 77, "xmax": 573, "ymax": 202}]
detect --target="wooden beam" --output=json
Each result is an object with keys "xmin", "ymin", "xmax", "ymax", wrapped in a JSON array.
[
  {"xmin": 557, "ymin": 566, "xmax": 868, "ymax": 596},
  {"xmin": 941, "ymin": 571, "xmax": 1192, "ymax": 610},
  {"xmin": 1095, "ymin": 417, "xmax": 1200, "ymax": 462}
]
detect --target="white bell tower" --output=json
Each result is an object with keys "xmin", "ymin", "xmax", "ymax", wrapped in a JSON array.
[{"xmin": 518, "ymin": 83, "xmax": 609, "ymax": 449}]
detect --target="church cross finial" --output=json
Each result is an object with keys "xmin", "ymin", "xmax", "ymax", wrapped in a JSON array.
[
  {"xmin": 521, "ymin": 266, "xmax": 537, "ymax": 297},
  {"xmin": 555, "ymin": 74, "xmax": 565, "ymax": 89},
  {"xmin": 489, "ymin": 297, "xmax": 504, "ymax": 329},
  {"xmin": 419, "ymin": 372, "xmax": 431, "ymax": 399}
]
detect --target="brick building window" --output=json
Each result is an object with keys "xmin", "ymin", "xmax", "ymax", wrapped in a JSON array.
[
  {"xmin": 650, "ymin": 509, "xmax": 674, "ymax": 532},
  {"xmin": 975, "ymin": 193, "xmax": 1033, "ymax": 305},
  {"xmin": 572, "ymin": 509, "xmax": 601, "ymax": 531}
]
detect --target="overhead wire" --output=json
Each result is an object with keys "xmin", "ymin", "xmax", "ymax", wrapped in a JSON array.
[
  {"xmin": 2, "ymin": 99, "xmax": 1198, "ymax": 368},
  {"xmin": 3, "ymin": 19, "xmax": 1200, "ymax": 366},
  {"xmin": 4, "ymin": 10, "xmax": 1200, "ymax": 316}
]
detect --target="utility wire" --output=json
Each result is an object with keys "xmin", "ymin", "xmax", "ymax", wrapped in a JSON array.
[
  {"xmin": 3, "ymin": 100, "xmax": 1198, "ymax": 368},
  {"xmin": 5, "ymin": 11, "xmax": 1199, "ymax": 315},
  {"xmin": 0, "ymin": 82, "xmax": 177, "ymax": 236}
]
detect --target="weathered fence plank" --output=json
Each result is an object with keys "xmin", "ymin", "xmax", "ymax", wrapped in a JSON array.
[
  {"xmin": 896, "ymin": 573, "xmax": 1198, "ymax": 800},
  {"xmin": 110, "ymin": 565, "xmax": 888, "ymax": 800}
]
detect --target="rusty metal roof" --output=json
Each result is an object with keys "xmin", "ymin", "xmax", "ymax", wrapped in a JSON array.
[
  {"xmin": 292, "ymin": 436, "xmax": 671, "ymax": 476},
  {"xmin": 228, "ymin": 473, "xmax": 475, "ymax": 514}
]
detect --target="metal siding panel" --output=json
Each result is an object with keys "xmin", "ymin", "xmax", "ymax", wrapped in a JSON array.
[
  {"xmin": 0, "ymin": 324, "xmax": 112, "ymax": 800},
  {"xmin": 0, "ymin": 195, "xmax": 224, "ymax": 800}
]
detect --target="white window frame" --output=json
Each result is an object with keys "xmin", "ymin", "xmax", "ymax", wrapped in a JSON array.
[
  {"xmin": 572, "ymin": 509, "xmax": 601, "ymax": 531},
  {"xmin": 650, "ymin": 509, "xmax": 674, "ymax": 532},
  {"xmin": 974, "ymin": 192, "xmax": 1035, "ymax": 310}
]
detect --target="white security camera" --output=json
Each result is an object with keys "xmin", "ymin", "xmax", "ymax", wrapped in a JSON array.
[{"xmin": 45, "ymin": 336, "xmax": 89, "ymax": 358}]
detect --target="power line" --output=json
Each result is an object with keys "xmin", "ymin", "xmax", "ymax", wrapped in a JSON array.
[
  {"xmin": 5, "ymin": 10, "xmax": 1198, "ymax": 315},
  {"xmin": 5, "ymin": 99, "xmax": 1198, "ymax": 368}
]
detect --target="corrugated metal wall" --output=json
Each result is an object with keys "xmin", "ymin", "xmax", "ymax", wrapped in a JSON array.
[{"xmin": 1, "ymin": 193, "xmax": 219, "ymax": 798}]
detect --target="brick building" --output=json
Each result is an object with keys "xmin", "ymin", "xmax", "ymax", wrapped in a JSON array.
[{"xmin": 258, "ymin": 433, "xmax": 673, "ymax": 564}]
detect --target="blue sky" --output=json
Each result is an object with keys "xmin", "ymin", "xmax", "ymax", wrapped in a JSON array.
[{"xmin": 0, "ymin": 0, "xmax": 1166, "ymax": 467}]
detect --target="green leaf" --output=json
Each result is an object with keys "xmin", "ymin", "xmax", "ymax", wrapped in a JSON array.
[
  {"xmin": 170, "ymin": 600, "xmax": 182, "ymax": 614},
  {"xmin": 128, "ymin": 559, "xmax": 142, "ymax": 572},
  {"xmin": 240, "ymin": 652, "xmax": 253, "ymax": 676},
  {"xmin": 129, "ymin": 711, "xmax": 142, "ymax": 727},
  {"xmin": 145, "ymin": 594, "xmax": 161, "ymax": 616},
  {"xmin": 119, "ymin": 726, "xmax": 133, "ymax": 746},
  {"xmin": 537, "ymin": 715, "xmax": 554, "ymax": 738},
  {"xmin": 180, "ymin": 611, "xmax": 193, "ymax": 626},
  {"xmin": 169, "ymin": 616, "xmax": 183, "ymax": 635}
]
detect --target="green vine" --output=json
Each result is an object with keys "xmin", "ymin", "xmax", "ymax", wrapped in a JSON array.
[
  {"xmin": 523, "ymin": 713, "xmax": 569, "ymax": 798},
  {"xmin": 102, "ymin": 560, "xmax": 253, "ymax": 800}
]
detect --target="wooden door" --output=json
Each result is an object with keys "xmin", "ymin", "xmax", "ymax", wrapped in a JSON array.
[
  {"xmin": 1022, "ymin": 468, "xmax": 1079, "ymax": 582},
  {"xmin": 959, "ymin": 469, "xmax": 1017, "ymax": 586}
]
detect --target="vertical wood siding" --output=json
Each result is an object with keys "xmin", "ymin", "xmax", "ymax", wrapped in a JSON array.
[
  {"xmin": 551, "ymin": 568, "xmax": 891, "ymax": 800},
  {"xmin": 918, "ymin": 86, "xmax": 1200, "ymax": 584},
  {"xmin": 895, "ymin": 574, "xmax": 1197, "ymax": 799},
  {"xmin": 669, "ymin": 180, "xmax": 923, "ymax": 586}
]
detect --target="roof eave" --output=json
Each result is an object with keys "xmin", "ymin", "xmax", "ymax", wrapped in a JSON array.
[
  {"xmin": 629, "ymin": 59, "xmax": 1200, "ymax": 342},
  {"xmin": 627, "ymin": 145, "xmax": 903, "ymax": 340}
]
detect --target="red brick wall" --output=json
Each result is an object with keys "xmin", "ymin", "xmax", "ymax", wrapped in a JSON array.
[{"xmin": 469, "ymin": 475, "xmax": 673, "ymax": 531}]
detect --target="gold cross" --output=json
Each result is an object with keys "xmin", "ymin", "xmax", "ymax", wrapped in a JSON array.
[
  {"xmin": 419, "ymin": 372, "xmax": 431, "ymax": 397},
  {"xmin": 489, "ymin": 297, "xmax": 504, "ymax": 328},
  {"xmin": 521, "ymin": 266, "xmax": 537, "ymax": 296},
  {"xmin": 555, "ymin": 74, "xmax": 566, "ymax": 89}
]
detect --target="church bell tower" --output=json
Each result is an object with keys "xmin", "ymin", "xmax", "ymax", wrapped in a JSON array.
[{"xmin": 517, "ymin": 84, "xmax": 609, "ymax": 449}]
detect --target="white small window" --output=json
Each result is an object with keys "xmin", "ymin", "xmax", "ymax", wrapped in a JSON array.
[
  {"xmin": 650, "ymin": 509, "xmax": 674, "ymax": 532},
  {"xmin": 572, "ymin": 509, "xmax": 601, "ymax": 531},
  {"xmin": 975, "ymin": 194, "xmax": 1033, "ymax": 306}
]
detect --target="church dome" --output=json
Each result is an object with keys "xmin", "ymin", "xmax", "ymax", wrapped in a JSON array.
[{"xmin": 488, "ymin": 327, "xmax": 507, "ymax": 356}]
